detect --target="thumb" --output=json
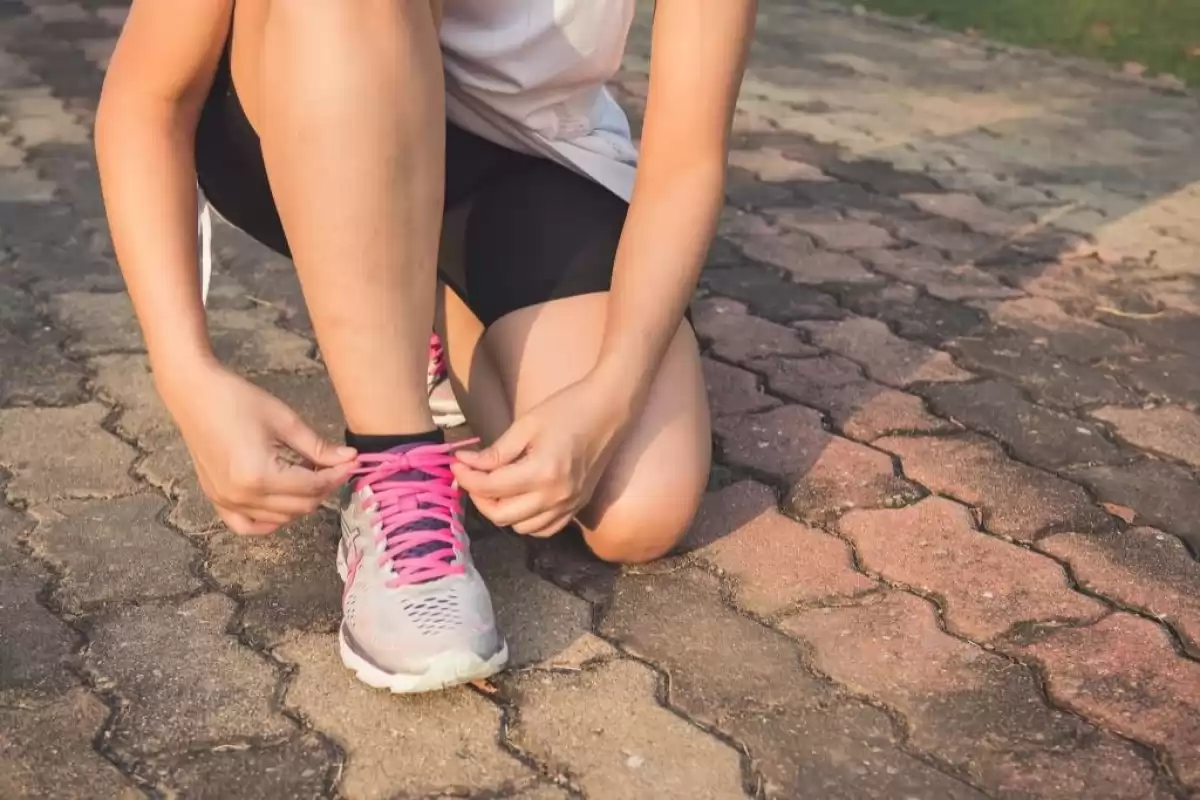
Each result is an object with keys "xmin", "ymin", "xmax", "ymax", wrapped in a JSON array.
[
  {"xmin": 274, "ymin": 412, "xmax": 356, "ymax": 467},
  {"xmin": 457, "ymin": 422, "xmax": 531, "ymax": 472}
]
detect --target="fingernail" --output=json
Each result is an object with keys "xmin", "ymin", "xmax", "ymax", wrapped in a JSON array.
[{"xmin": 336, "ymin": 446, "xmax": 356, "ymax": 458}]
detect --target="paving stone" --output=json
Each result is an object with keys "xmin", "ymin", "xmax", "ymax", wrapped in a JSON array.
[
  {"xmin": 797, "ymin": 316, "xmax": 973, "ymax": 387},
  {"xmin": 691, "ymin": 296, "xmax": 818, "ymax": 363},
  {"xmin": 884, "ymin": 215, "xmax": 996, "ymax": 259},
  {"xmin": 141, "ymin": 735, "xmax": 333, "ymax": 800},
  {"xmin": 49, "ymin": 292, "xmax": 318, "ymax": 372},
  {"xmin": 507, "ymin": 659, "xmax": 746, "ymax": 800},
  {"xmin": 982, "ymin": 296, "xmax": 1134, "ymax": 362},
  {"xmin": 0, "ymin": 536, "xmax": 78, "ymax": 704},
  {"xmin": 838, "ymin": 281, "xmax": 988, "ymax": 347},
  {"xmin": 278, "ymin": 632, "xmax": 529, "ymax": 799},
  {"xmin": 473, "ymin": 533, "xmax": 592, "ymax": 668},
  {"xmin": 1067, "ymin": 460, "xmax": 1200, "ymax": 554},
  {"xmin": 768, "ymin": 216, "xmax": 896, "ymax": 251},
  {"xmin": 791, "ymin": 180, "xmax": 912, "ymax": 217},
  {"xmin": 1011, "ymin": 613, "xmax": 1200, "ymax": 792},
  {"xmin": 88, "ymin": 593, "xmax": 293, "ymax": 755},
  {"xmin": 820, "ymin": 158, "xmax": 940, "ymax": 196},
  {"xmin": 0, "ymin": 404, "xmax": 139, "ymax": 503},
  {"xmin": 1039, "ymin": 528, "xmax": 1200, "ymax": 655},
  {"xmin": 860, "ymin": 246, "xmax": 1023, "ymax": 300},
  {"xmin": 782, "ymin": 592, "xmax": 1172, "ymax": 799},
  {"xmin": 135, "ymin": 442, "xmax": 221, "ymax": 534},
  {"xmin": 1091, "ymin": 405, "xmax": 1200, "ymax": 468},
  {"xmin": 714, "ymin": 405, "xmax": 922, "ymax": 524},
  {"xmin": 949, "ymin": 333, "xmax": 1139, "ymax": 410},
  {"xmin": 27, "ymin": 495, "xmax": 200, "ymax": 612},
  {"xmin": 743, "ymin": 238, "xmax": 880, "ymax": 285},
  {"xmin": 0, "ymin": 688, "xmax": 144, "ymax": 800},
  {"xmin": 1101, "ymin": 309, "xmax": 1200, "ymax": 360},
  {"xmin": 878, "ymin": 434, "xmax": 1114, "ymax": 541},
  {"xmin": 727, "ymin": 147, "xmax": 831, "ymax": 182},
  {"xmin": 701, "ymin": 357, "xmax": 779, "ymax": 418},
  {"xmin": 527, "ymin": 526, "xmax": 622, "ymax": 606},
  {"xmin": 751, "ymin": 353, "xmax": 957, "ymax": 440},
  {"xmin": 89, "ymin": 354, "xmax": 174, "ymax": 445},
  {"xmin": 838, "ymin": 497, "xmax": 1106, "ymax": 641},
  {"xmin": 724, "ymin": 166, "xmax": 797, "ymax": 207},
  {"xmin": 700, "ymin": 267, "xmax": 844, "ymax": 323},
  {"xmin": 683, "ymin": 481, "xmax": 874, "ymax": 614},
  {"xmin": 921, "ymin": 380, "xmax": 1123, "ymax": 470},
  {"xmin": 0, "ymin": 324, "xmax": 87, "ymax": 407},
  {"xmin": 903, "ymin": 192, "xmax": 1028, "ymax": 236},
  {"xmin": 1110, "ymin": 350, "xmax": 1200, "ymax": 405},
  {"xmin": 600, "ymin": 570, "xmax": 985, "ymax": 800},
  {"xmin": 48, "ymin": 291, "xmax": 143, "ymax": 354},
  {"xmin": 205, "ymin": 510, "xmax": 341, "ymax": 648},
  {"xmin": 718, "ymin": 207, "xmax": 779, "ymax": 239}
]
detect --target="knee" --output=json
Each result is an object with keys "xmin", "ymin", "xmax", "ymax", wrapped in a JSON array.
[{"xmin": 583, "ymin": 495, "xmax": 701, "ymax": 566}]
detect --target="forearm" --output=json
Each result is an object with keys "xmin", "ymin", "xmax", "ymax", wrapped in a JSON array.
[
  {"xmin": 95, "ymin": 94, "xmax": 214, "ymax": 386},
  {"xmin": 594, "ymin": 155, "xmax": 725, "ymax": 410}
]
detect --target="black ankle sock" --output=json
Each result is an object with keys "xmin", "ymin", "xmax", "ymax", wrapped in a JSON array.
[{"xmin": 344, "ymin": 428, "xmax": 445, "ymax": 454}]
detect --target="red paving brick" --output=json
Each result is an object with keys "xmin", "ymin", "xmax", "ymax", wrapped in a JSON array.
[
  {"xmin": 838, "ymin": 497, "xmax": 1106, "ymax": 641},
  {"xmin": 783, "ymin": 592, "xmax": 1171, "ymax": 798},
  {"xmin": 1011, "ymin": 613, "xmax": 1200, "ymax": 792},
  {"xmin": 1039, "ymin": 528, "xmax": 1200, "ymax": 656},
  {"xmin": 750, "ymin": 354, "xmax": 956, "ymax": 441},
  {"xmin": 684, "ymin": 481, "xmax": 875, "ymax": 615},
  {"xmin": 1091, "ymin": 404, "xmax": 1200, "ymax": 469},
  {"xmin": 878, "ymin": 433, "xmax": 1114, "ymax": 541},
  {"xmin": 714, "ymin": 405, "xmax": 921, "ymax": 523}
]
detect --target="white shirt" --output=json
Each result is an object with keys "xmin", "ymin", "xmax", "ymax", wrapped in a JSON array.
[{"xmin": 439, "ymin": 0, "xmax": 639, "ymax": 201}]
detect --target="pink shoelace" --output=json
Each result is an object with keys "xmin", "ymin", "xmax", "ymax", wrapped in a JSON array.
[
  {"xmin": 427, "ymin": 333, "xmax": 447, "ymax": 385},
  {"xmin": 350, "ymin": 441, "xmax": 472, "ymax": 587}
]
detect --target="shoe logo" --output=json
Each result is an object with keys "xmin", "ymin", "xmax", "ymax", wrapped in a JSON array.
[{"xmin": 343, "ymin": 540, "xmax": 365, "ymax": 605}]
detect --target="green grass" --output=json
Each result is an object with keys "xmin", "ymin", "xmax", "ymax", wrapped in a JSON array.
[{"xmin": 846, "ymin": 0, "xmax": 1200, "ymax": 87}]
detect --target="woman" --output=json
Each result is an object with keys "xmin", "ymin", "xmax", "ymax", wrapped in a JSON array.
[{"xmin": 96, "ymin": 0, "xmax": 756, "ymax": 692}]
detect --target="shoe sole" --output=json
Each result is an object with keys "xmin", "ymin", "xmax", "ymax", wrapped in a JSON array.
[
  {"xmin": 432, "ymin": 408, "xmax": 466, "ymax": 429},
  {"xmin": 338, "ymin": 627, "xmax": 508, "ymax": 693},
  {"xmin": 336, "ymin": 539, "xmax": 507, "ymax": 694}
]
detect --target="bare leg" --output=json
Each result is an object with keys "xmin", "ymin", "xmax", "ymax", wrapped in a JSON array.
[
  {"xmin": 441, "ymin": 287, "xmax": 711, "ymax": 564},
  {"xmin": 255, "ymin": 0, "xmax": 444, "ymax": 434}
]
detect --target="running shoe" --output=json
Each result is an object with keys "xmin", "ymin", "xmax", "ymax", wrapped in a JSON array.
[
  {"xmin": 337, "ymin": 441, "xmax": 506, "ymax": 692},
  {"xmin": 427, "ymin": 333, "xmax": 465, "ymax": 428}
]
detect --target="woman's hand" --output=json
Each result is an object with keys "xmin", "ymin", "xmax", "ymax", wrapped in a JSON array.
[
  {"xmin": 452, "ymin": 373, "xmax": 631, "ymax": 537},
  {"xmin": 159, "ymin": 359, "xmax": 357, "ymax": 535}
]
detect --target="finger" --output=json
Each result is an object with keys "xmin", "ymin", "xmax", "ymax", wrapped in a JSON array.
[
  {"xmin": 217, "ymin": 505, "xmax": 279, "ymax": 536},
  {"xmin": 274, "ymin": 411, "xmax": 357, "ymax": 467},
  {"xmin": 253, "ymin": 493, "xmax": 325, "ymax": 518},
  {"xmin": 513, "ymin": 509, "xmax": 575, "ymax": 538},
  {"xmin": 475, "ymin": 491, "xmax": 556, "ymax": 529},
  {"xmin": 531, "ymin": 514, "xmax": 577, "ymax": 538},
  {"xmin": 266, "ymin": 462, "xmax": 355, "ymax": 499},
  {"xmin": 453, "ymin": 458, "xmax": 547, "ymax": 500},
  {"xmin": 455, "ymin": 421, "xmax": 531, "ymax": 472}
]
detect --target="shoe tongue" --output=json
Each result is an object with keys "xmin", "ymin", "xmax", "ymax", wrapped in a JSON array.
[{"xmin": 381, "ymin": 445, "xmax": 454, "ymax": 563}]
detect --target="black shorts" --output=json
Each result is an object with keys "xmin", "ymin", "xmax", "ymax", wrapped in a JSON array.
[{"xmin": 194, "ymin": 45, "xmax": 629, "ymax": 327}]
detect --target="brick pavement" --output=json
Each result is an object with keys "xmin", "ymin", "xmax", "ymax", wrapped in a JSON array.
[{"xmin": 2, "ymin": 1, "xmax": 1200, "ymax": 798}]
